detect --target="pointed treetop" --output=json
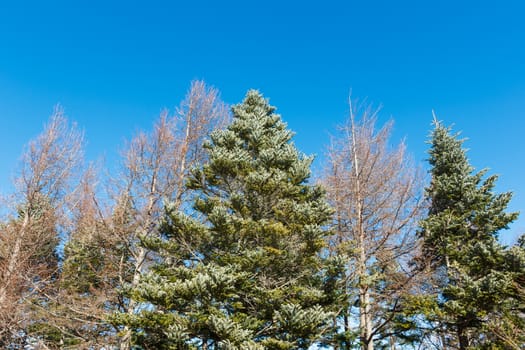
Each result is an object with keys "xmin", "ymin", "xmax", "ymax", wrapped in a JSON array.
[{"xmin": 428, "ymin": 119, "xmax": 472, "ymax": 178}]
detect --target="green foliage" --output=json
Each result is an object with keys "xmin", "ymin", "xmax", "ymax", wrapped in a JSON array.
[
  {"xmin": 62, "ymin": 239, "xmax": 105, "ymax": 292},
  {"xmin": 117, "ymin": 91, "xmax": 334, "ymax": 349},
  {"xmin": 418, "ymin": 120, "xmax": 521, "ymax": 349}
]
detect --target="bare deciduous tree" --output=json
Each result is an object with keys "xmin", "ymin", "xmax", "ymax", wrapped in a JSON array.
[
  {"xmin": 114, "ymin": 80, "xmax": 228, "ymax": 350},
  {"xmin": 323, "ymin": 101, "xmax": 423, "ymax": 350},
  {"xmin": 0, "ymin": 109, "xmax": 83, "ymax": 346}
]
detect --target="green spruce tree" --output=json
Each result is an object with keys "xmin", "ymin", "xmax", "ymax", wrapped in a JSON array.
[
  {"xmin": 117, "ymin": 91, "xmax": 334, "ymax": 349},
  {"xmin": 419, "ymin": 119, "xmax": 520, "ymax": 349}
]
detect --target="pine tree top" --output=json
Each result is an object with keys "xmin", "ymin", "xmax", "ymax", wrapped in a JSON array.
[
  {"xmin": 428, "ymin": 121, "xmax": 473, "ymax": 179},
  {"xmin": 422, "ymin": 119, "xmax": 518, "ymax": 261}
]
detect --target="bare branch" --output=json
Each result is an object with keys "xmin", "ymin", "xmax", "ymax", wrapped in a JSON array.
[
  {"xmin": 0, "ymin": 108, "xmax": 84, "ymax": 344},
  {"xmin": 322, "ymin": 100, "xmax": 425, "ymax": 350}
]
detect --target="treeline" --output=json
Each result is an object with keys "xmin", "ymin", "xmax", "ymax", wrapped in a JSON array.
[{"xmin": 0, "ymin": 81, "xmax": 523, "ymax": 350}]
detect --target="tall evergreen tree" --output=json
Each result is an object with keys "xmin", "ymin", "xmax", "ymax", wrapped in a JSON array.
[
  {"xmin": 418, "ymin": 119, "xmax": 520, "ymax": 349},
  {"xmin": 117, "ymin": 90, "xmax": 334, "ymax": 349}
]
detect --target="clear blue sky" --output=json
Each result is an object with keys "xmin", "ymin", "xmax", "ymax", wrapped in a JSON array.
[{"xmin": 1, "ymin": 0, "xmax": 524, "ymax": 243}]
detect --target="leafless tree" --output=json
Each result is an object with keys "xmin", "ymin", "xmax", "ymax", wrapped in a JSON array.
[
  {"xmin": 114, "ymin": 80, "xmax": 228, "ymax": 350},
  {"xmin": 323, "ymin": 100, "xmax": 424, "ymax": 350},
  {"xmin": 0, "ymin": 109, "xmax": 83, "ymax": 346}
]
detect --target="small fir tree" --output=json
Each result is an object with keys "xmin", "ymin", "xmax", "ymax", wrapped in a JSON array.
[{"xmin": 117, "ymin": 91, "xmax": 334, "ymax": 349}]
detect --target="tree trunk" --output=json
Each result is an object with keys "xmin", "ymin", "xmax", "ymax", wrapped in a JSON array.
[
  {"xmin": 120, "ymin": 245, "xmax": 147, "ymax": 350},
  {"xmin": 343, "ymin": 310, "xmax": 350, "ymax": 350},
  {"xmin": 458, "ymin": 325, "xmax": 469, "ymax": 350},
  {"xmin": 359, "ymin": 276, "xmax": 374, "ymax": 350},
  {"xmin": 351, "ymin": 114, "xmax": 374, "ymax": 350}
]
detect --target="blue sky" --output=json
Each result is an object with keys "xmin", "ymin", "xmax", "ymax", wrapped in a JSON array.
[{"xmin": 1, "ymin": 0, "xmax": 524, "ymax": 243}]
